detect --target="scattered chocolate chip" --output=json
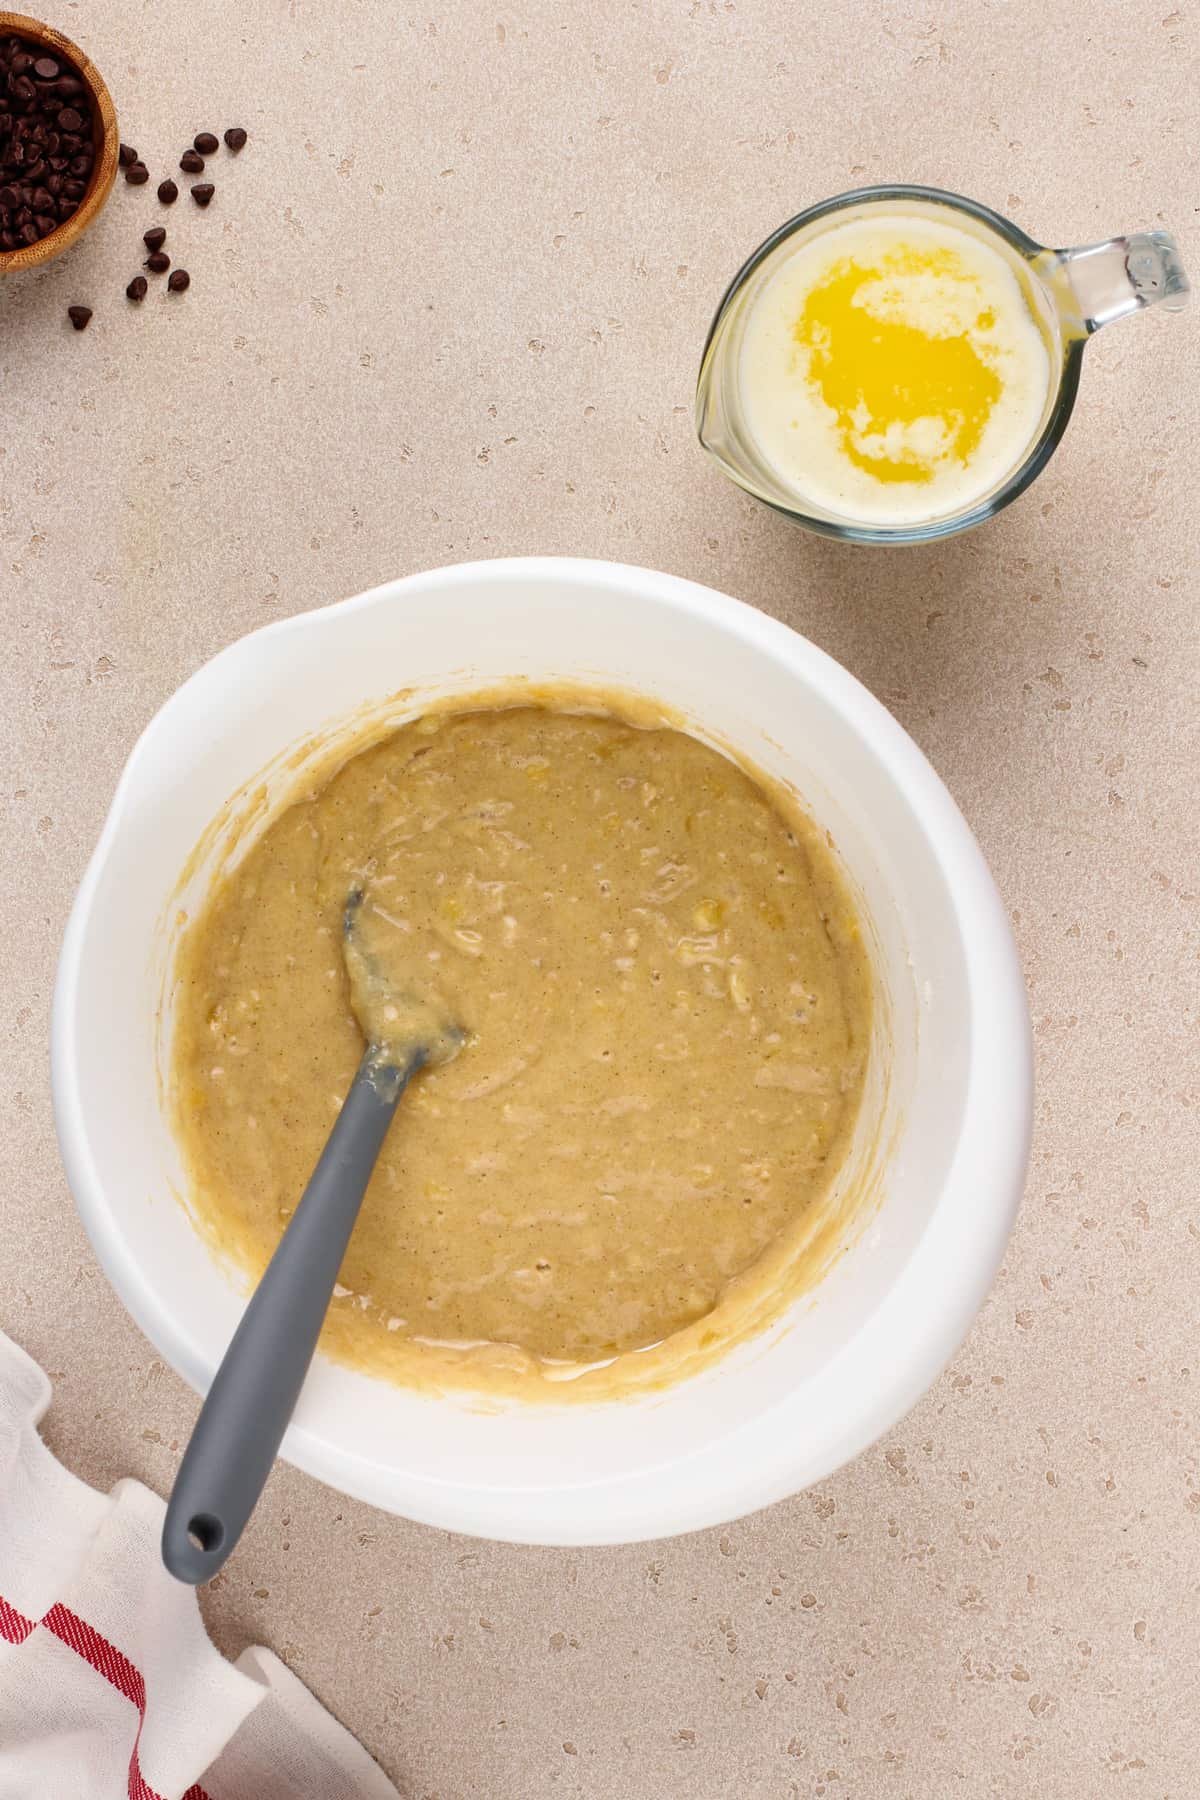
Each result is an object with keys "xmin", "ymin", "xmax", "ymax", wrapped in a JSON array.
[
  {"xmin": 119, "ymin": 142, "xmax": 138, "ymax": 167},
  {"xmin": 223, "ymin": 127, "xmax": 247, "ymax": 152},
  {"xmin": 67, "ymin": 303, "xmax": 92, "ymax": 330},
  {"xmin": 143, "ymin": 225, "xmax": 167, "ymax": 250},
  {"xmin": 145, "ymin": 249, "xmax": 170, "ymax": 272},
  {"xmin": 126, "ymin": 275, "xmax": 148, "ymax": 301},
  {"xmin": 190, "ymin": 182, "xmax": 214, "ymax": 207},
  {"xmin": 180, "ymin": 148, "xmax": 204, "ymax": 173},
  {"xmin": 193, "ymin": 131, "xmax": 219, "ymax": 155},
  {"xmin": 167, "ymin": 267, "xmax": 189, "ymax": 292},
  {"xmin": 125, "ymin": 161, "xmax": 150, "ymax": 185},
  {"xmin": 0, "ymin": 31, "xmax": 98, "ymax": 252},
  {"xmin": 157, "ymin": 178, "xmax": 178, "ymax": 204}
]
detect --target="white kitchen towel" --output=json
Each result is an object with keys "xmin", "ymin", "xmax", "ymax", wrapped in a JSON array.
[{"xmin": 0, "ymin": 1329, "xmax": 399, "ymax": 1800}]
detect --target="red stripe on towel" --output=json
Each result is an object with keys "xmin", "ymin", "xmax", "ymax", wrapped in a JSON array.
[{"xmin": 0, "ymin": 1589, "xmax": 215, "ymax": 1800}]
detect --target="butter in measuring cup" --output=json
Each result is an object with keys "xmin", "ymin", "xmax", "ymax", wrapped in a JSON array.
[{"xmin": 738, "ymin": 212, "xmax": 1052, "ymax": 527}]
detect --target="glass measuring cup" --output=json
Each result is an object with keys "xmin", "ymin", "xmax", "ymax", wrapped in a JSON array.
[{"xmin": 696, "ymin": 185, "xmax": 1189, "ymax": 545}]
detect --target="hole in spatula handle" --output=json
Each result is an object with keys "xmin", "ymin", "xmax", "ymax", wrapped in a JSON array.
[{"xmin": 186, "ymin": 1513, "xmax": 224, "ymax": 1555}]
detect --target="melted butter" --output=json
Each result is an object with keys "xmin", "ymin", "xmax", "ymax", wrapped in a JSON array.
[
  {"xmin": 793, "ymin": 247, "xmax": 1004, "ymax": 485},
  {"xmin": 740, "ymin": 210, "xmax": 1053, "ymax": 526},
  {"xmin": 169, "ymin": 693, "xmax": 875, "ymax": 1400}
]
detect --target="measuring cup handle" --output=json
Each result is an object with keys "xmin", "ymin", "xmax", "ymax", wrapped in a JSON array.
[{"xmin": 1042, "ymin": 231, "xmax": 1190, "ymax": 334}]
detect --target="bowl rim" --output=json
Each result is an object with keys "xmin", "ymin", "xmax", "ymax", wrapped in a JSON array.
[
  {"xmin": 0, "ymin": 11, "xmax": 119, "ymax": 274},
  {"xmin": 51, "ymin": 556, "xmax": 1033, "ymax": 1544}
]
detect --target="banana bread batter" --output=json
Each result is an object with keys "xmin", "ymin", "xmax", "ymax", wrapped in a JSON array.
[{"xmin": 171, "ymin": 698, "xmax": 872, "ymax": 1397}]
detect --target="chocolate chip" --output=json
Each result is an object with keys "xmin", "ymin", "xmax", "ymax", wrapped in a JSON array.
[
  {"xmin": 125, "ymin": 161, "xmax": 150, "ymax": 185},
  {"xmin": 119, "ymin": 142, "xmax": 138, "ymax": 167},
  {"xmin": 145, "ymin": 250, "xmax": 169, "ymax": 272},
  {"xmin": 180, "ymin": 148, "xmax": 204, "ymax": 173},
  {"xmin": 190, "ymin": 182, "xmax": 214, "ymax": 207},
  {"xmin": 0, "ymin": 31, "xmax": 97, "ymax": 251},
  {"xmin": 223, "ymin": 127, "xmax": 247, "ymax": 152},
  {"xmin": 157, "ymin": 178, "xmax": 178, "ymax": 204},
  {"xmin": 143, "ymin": 224, "xmax": 166, "ymax": 250},
  {"xmin": 167, "ymin": 267, "xmax": 189, "ymax": 292},
  {"xmin": 193, "ymin": 132, "xmax": 219, "ymax": 155},
  {"xmin": 67, "ymin": 303, "xmax": 92, "ymax": 329},
  {"xmin": 126, "ymin": 275, "xmax": 148, "ymax": 301}
]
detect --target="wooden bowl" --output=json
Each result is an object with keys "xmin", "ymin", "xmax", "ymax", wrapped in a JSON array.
[{"xmin": 0, "ymin": 11, "xmax": 119, "ymax": 274}]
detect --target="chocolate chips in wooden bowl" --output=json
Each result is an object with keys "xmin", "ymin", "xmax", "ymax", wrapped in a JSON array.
[
  {"xmin": 2, "ymin": 12, "xmax": 251, "ymax": 325},
  {"xmin": 0, "ymin": 15, "xmax": 118, "ymax": 271}
]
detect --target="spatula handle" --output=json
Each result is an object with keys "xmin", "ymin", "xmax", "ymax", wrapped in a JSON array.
[{"xmin": 161, "ymin": 1050, "xmax": 416, "ymax": 1584}]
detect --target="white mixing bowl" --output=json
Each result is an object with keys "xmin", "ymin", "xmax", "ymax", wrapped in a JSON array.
[{"xmin": 52, "ymin": 557, "xmax": 1031, "ymax": 1545}]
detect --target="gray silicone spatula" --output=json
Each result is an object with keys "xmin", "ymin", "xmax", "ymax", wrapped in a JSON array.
[{"xmin": 161, "ymin": 889, "xmax": 463, "ymax": 1585}]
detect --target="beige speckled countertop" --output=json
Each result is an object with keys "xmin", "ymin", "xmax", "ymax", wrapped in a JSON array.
[{"xmin": 2, "ymin": 1, "xmax": 1197, "ymax": 1793}]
